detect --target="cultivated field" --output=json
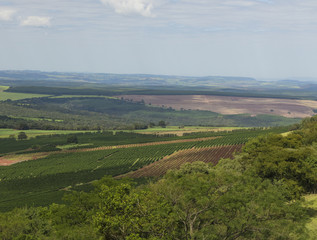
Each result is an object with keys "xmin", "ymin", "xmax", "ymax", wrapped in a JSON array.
[
  {"xmin": 0, "ymin": 136, "xmax": 219, "ymax": 166},
  {"xmin": 130, "ymin": 126, "xmax": 248, "ymax": 136},
  {"xmin": 0, "ymin": 129, "xmax": 94, "ymax": 139},
  {"xmin": 0, "ymin": 85, "xmax": 50, "ymax": 101},
  {"xmin": 122, "ymin": 144, "xmax": 243, "ymax": 178},
  {"xmin": 0, "ymin": 127, "xmax": 288, "ymax": 211},
  {"xmin": 117, "ymin": 95, "xmax": 317, "ymax": 118}
]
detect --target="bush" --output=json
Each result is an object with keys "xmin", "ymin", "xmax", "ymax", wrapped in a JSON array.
[
  {"xmin": 17, "ymin": 132, "xmax": 27, "ymax": 140},
  {"xmin": 67, "ymin": 135, "xmax": 78, "ymax": 144}
]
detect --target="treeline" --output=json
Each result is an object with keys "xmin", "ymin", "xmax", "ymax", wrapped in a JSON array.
[
  {"xmin": 5, "ymin": 86, "xmax": 304, "ymax": 99},
  {"xmin": 0, "ymin": 96, "xmax": 300, "ymax": 130},
  {"xmin": 1, "ymin": 116, "xmax": 317, "ymax": 239}
]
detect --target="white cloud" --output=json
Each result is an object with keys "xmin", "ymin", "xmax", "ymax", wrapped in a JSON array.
[
  {"xmin": 0, "ymin": 8, "xmax": 16, "ymax": 21},
  {"xmin": 100, "ymin": 0, "xmax": 155, "ymax": 17},
  {"xmin": 20, "ymin": 16, "xmax": 51, "ymax": 27}
]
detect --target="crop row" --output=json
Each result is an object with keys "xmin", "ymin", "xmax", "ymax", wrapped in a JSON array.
[
  {"xmin": 0, "ymin": 127, "xmax": 287, "ymax": 211},
  {"xmin": 124, "ymin": 144, "xmax": 244, "ymax": 178}
]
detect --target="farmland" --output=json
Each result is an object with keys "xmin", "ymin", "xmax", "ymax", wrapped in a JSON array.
[
  {"xmin": 128, "ymin": 126, "xmax": 249, "ymax": 136},
  {"xmin": 0, "ymin": 128, "xmax": 94, "ymax": 139},
  {"xmin": 122, "ymin": 144, "xmax": 243, "ymax": 178},
  {"xmin": 0, "ymin": 127, "xmax": 287, "ymax": 211},
  {"xmin": 118, "ymin": 94, "xmax": 317, "ymax": 118},
  {"xmin": 0, "ymin": 84, "xmax": 304, "ymax": 130},
  {"xmin": 0, "ymin": 72, "xmax": 316, "ymax": 238},
  {"xmin": 0, "ymin": 85, "xmax": 50, "ymax": 101}
]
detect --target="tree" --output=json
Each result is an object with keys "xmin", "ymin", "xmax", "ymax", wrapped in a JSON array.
[
  {"xmin": 149, "ymin": 161, "xmax": 308, "ymax": 239},
  {"xmin": 158, "ymin": 120, "xmax": 167, "ymax": 128},
  {"xmin": 240, "ymin": 133, "xmax": 317, "ymax": 198},
  {"xmin": 93, "ymin": 180, "xmax": 172, "ymax": 240},
  {"xmin": 0, "ymin": 207, "xmax": 52, "ymax": 240},
  {"xmin": 67, "ymin": 135, "xmax": 78, "ymax": 144},
  {"xmin": 91, "ymin": 163, "xmax": 309, "ymax": 240},
  {"xmin": 18, "ymin": 132, "xmax": 28, "ymax": 140},
  {"xmin": 17, "ymin": 122, "xmax": 30, "ymax": 130}
]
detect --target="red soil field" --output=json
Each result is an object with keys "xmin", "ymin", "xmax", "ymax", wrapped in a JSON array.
[{"xmin": 121, "ymin": 144, "xmax": 243, "ymax": 178}]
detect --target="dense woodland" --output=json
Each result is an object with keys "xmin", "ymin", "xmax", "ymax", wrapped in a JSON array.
[{"xmin": 0, "ymin": 116, "xmax": 317, "ymax": 239}]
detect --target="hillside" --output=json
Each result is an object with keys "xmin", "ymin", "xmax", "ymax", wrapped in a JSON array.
[{"xmin": 0, "ymin": 116, "xmax": 316, "ymax": 239}]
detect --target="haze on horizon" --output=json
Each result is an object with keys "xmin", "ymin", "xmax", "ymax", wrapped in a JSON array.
[{"xmin": 1, "ymin": 0, "xmax": 317, "ymax": 80}]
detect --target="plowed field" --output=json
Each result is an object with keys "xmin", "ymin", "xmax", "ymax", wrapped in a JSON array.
[
  {"xmin": 117, "ymin": 95, "xmax": 317, "ymax": 118},
  {"xmin": 122, "ymin": 144, "xmax": 243, "ymax": 178}
]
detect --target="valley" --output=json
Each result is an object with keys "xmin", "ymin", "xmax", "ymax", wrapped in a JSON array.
[{"xmin": 0, "ymin": 71, "xmax": 316, "ymax": 239}]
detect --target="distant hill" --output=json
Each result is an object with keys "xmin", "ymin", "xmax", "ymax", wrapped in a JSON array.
[{"xmin": 1, "ymin": 70, "xmax": 317, "ymax": 100}]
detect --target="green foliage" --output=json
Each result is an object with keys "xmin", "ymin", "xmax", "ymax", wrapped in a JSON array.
[
  {"xmin": 241, "ymin": 133, "xmax": 317, "ymax": 198},
  {"xmin": 0, "ymin": 207, "xmax": 52, "ymax": 239},
  {"xmin": 51, "ymin": 163, "xmax": 309, "ymax": 240},
  {"xmin": 298, "ymin": 115, "xmax": 317, "ymax": 145},
  {"xmin": 17, "ymin": 131, "xmax": 28, "ymax": 140},
  {"xmin": 147, "ymin": 162, "xmax": 308, "ymax": 239},
  {"xmin": 158, "ymin": 120, "xmax": 167, "ymax": 128},
  {"xmin": 239, "ymin": 115, "xmax": 317, "ymax": 197},
  {"xmin": 0, "ymin": 127, "xmax": 289, "ymax": 211},
  {"xmin": 0, "ymin": 161, "xmax": 312, "ymax": 239},
  {"xmin": 0, "ymin": 95, "xmax": 300, "ymax": 131},
  {"xmin": 66, "ymin": 135, "xmax": 78, "ymax": 144}
]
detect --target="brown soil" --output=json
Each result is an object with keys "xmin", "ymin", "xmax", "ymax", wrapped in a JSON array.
[
  {"xmin": 0, "ymin": 152, "xmax": 50, "ymax": 166},
  {"xmin": 120, "ymin": 144, "xmax": 243, "ymax": 178},
  {"xmin": 117, "ymin": 95, "xmax": 317, "ymax": 118}
]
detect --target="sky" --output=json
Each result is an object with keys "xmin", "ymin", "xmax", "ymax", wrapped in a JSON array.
[{"xmin": 1, "ymin": 0, "xmax": 317, "ymax": 79}]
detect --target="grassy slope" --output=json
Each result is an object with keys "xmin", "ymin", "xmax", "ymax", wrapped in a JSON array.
[
  {"xmin": 0, "ymin": 86, "xmax": 50, "ymax": 101},
  {"xmin": 305, "ymin": 194, "xmax": 317, "ymax": 239}
]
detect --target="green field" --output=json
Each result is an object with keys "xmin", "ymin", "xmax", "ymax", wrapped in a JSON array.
[
  {"xmin": 0, "ymin": 86, "xmax": 9, "ymax": 91},
  {"xmin": 0, "ymin": 129, "xmax": 94, "ymax": 139},
  {"xmin": 0, "ymin": 85, "xmax": 50, "ymax": 101},
  {"xmin": 130, "ymin": 126, "xmax": 249, "ymax": 134},
  {"xmin": 50, "ymin": 95, "xmax": 111, "ymax": 99},
  {"xmin": 0, "ymin": 127, "xmax": 289, "ymax": 211},
  {"xmin": 305, "ymin": 194, "xmax": 317, "ymax": 239}
]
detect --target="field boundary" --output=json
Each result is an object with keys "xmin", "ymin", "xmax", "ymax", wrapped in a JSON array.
[
  {"xmin": 63, "ymin": 136, "xmax": 220, "ymax": 153},
  {"xmin": 0, "ymin": 136, "xmax": 220, "ymax": 166}
]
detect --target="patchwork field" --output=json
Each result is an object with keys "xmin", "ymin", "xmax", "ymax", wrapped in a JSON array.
[
  {"xmin": 0, "ymin": 136, "xmax": 219, "ymax": 166},
  {"xmin": 0, "ymin": 127, "xmax": 287, "ymax": 211},
  {"xmin": 118, "ymin": 95, "xmax": 317, "ymax": 118}
]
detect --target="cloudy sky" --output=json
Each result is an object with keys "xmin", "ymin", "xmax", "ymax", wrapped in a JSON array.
[{"xmin": 1, "ymin": 0, "xmax": 317, "ymax": 79}]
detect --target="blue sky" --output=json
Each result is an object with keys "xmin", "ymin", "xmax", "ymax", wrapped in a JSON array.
[{"xmin": 1, "ymin": 0, "xmax": 317, "ymax": 79}]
